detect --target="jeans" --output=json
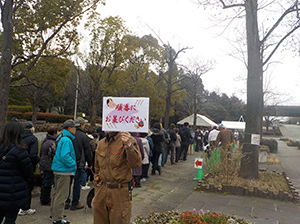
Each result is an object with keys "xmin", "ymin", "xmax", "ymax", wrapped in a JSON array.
[
  {"xmin": 66, "ymin": 168, "xmax": 84, "ymax": 206},
  {"xmin": 0, "ymin": 209, "xmax": 18, "ymax": 224},
  {"xmin": 81, "ymin": 171, "xmax": 87, "ymax": 186},
  {"xmin": 181, "ymin": 142, "xmax": 189, "ymax": 160},
  {"xmin": 165, "ymin": 143, "xmax": 175, "ymax": 164},
  {"xmin": 42, "ymin": 170, "xmax": 54, "ymax": 188}
]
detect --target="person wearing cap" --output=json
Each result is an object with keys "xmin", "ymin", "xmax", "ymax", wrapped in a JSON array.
[
  {"xmin": 208, "ymin": 126, "xmax": 220, "ymax": 151},
  {"xmin": 65, "ymin": 117, "xmax": 92, "ymax": 211},
  {"xmin": 50, "ymin": 119, "xmax": 77, "ymax": 224},
  {"xmin": 18, "ymin": 121, "xmax": 40, "ymax": 216},
  {"xmin": 165, "ymin": 123, "xmax": 177, "ymax": 165},
  {"xmin": 179, "ymin": 122, "xmax": 192, "ymax": 161},
  {"xmin": 92, "ymin": 130, "xmax": 142, "ymax": 224},
  {"xmin": 215, "ymin": 124, "xmax": 234, "ymax": 161}
]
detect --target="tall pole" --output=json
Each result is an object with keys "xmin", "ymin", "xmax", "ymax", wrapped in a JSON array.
[{"xmin": 74, "ymin": 66, "xmax": 79, "ymax": 120}]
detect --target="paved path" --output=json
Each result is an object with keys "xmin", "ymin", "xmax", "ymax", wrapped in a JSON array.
[{"xmin": 17, "ymin": 126, "xmax": 300, "ymax": 224}]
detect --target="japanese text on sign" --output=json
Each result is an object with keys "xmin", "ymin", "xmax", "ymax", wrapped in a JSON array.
[{"xmin": 102, "ymin": 97, "xmax": 149, "ymax": 133}]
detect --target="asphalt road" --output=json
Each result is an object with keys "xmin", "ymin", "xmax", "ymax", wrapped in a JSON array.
[{"xmin": 278, "ymin": 124, "xmax": 300, "ymax": 141}]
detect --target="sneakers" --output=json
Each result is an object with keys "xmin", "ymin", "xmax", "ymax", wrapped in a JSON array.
[
  {"xmin": 18, "ymin": 208, "xmax": 36, "ymax": 216},
  {"xmin": 64, "ymin": 202, "xmax": 70, "ymax": 210},
  {"xmin": 70, "ymin": 202, "xmax": 84, "ymax": 211},
  {"xmin": 50, "ymin": 215, "xmax": 67, "ymax": 221},
  {"xmin": 81, "ymin": 185, "xmax": 91, "ymax": 190},
  {"xmin": 53, "ymin": 219, "xmax": 70, "ymax": 224},
  {"xmin": 140, "ymin": 178, "xmax": 147, "ymax": 182}
]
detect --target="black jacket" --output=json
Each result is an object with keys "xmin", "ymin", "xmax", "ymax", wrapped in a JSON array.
[
  {"xmin": 39, "ymin": 134, "xmax": 56, "ymax": 171},
  {"xmin": 179, "ymin": 126, "xmax": 192, "ymax": 143},
  {"xmin": 167, "ymin": 128, "xmax": 177, "ymax": 144},
  {"xmin": 22, "ymin": 130, "xmax": 40, "ymax": 167},
  {"xmin": 0, "ymin": 144, "xmax": 33, "ymax": 210},
  {"xmin": 150, "ymin": 128, "xmax": 164, "ymax": 154},
  {"xmin": 72, "ymin": 127, "xmax": 93, "ymax": 169}
]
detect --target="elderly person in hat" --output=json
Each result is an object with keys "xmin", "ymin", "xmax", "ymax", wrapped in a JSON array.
[
  {"xmin": 65, "ymin": 117, "xmax": 93, "ymax": 211},
  {"xmin": 215, "ymin": 124, "xmax": 234, "ymax": 161},
  {"xmin": 18, "ymin": 121, "xmax": 39, "ymax": 216},
  {"xmin": 50, "ymin": 119, "xmax": 77, "ymax": 224}
]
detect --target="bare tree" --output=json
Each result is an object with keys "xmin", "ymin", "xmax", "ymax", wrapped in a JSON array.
[
  {"xmin": 198, "ymin": 0, "xmax": 300, "ymax": 179},
  {"xmin": 181, "ymin": 59, "xmax": 214, "ymax": 129}
]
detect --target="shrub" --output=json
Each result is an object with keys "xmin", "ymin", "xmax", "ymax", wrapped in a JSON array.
[
  {"xmin": 260, "ymin": 138, "xmax": 278, "ymax": 153},
  {"xmin": 8, "ymin": 105, "xmax": 32, "ymax": 113},
  {"xmin": 7, "ymin": 111, "xmax": 23, "ymax": 120},
  {"xmin": 23, "ymin": 112, "xmax": 73, "ymax": 123},
  {"xmin": 131, "ymin": 210, "xmax": 252, "ymax": 224},
  {"xmin": 286, "ymin": 140, "xmax": 300, "ymax": 148}
]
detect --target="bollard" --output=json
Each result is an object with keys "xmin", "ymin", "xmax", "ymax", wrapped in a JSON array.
[{"xmin": 193, "ymin": 156, "xmax": 204, "ymax": 181}]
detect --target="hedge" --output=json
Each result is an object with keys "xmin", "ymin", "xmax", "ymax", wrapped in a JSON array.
[
  {"xmin": 8, "ymin": 105, "xmax": 32, "ymax": 113},
  {"xmin": 261, "ymin": 138, "xmax": 278, "ymax": 153},
  {"xmin": 8, "ymin": 111, "xmax": 73, "ymax": 123}
]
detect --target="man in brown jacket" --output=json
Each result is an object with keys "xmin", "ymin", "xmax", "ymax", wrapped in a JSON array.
[
  {"xmin": 92, "ymin": 131, "xmax": 142, "ymax": 224},
  {"xmin": 215, "ymin": 124, "xmax": 234, "ymax": 161}
]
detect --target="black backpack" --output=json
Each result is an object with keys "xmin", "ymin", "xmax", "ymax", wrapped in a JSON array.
[
  {"xmin": 165, "ymin": 131, "xmax": 171, "ymax": 144},
  {"xmin": 48, "ymin": 135, "xmax": 71, "ymax": 163}
]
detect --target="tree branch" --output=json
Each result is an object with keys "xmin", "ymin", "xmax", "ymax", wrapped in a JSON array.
[
  {"xmin": 11, "ymin": 18, "xmax": 71, "ymax": 82},
  {"xmin": 13, "ymin": 0, "xmax": 25, "ymax": 13},
  {"xmin": 261, "ymin": 4, "xmax": 298, "ymax": 44},
  {"xmin": 263, "ymin": 23, "xmax": 300, "ymax": 66},
  {"xmin": 218, "ymin": 0, "xmax": 245, "ymax": 9}
]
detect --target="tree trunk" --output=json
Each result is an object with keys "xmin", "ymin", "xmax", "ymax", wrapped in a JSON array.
[
  {"xmin": 164, "ymin": 74, "xmax": 171, "ymax": 129},
  {"xmin": 32, "ymin": 103, "xmax": 38, "ymax": 124},
  {"xmin": 0, "ymin": 0, "xmax": 13, "ymax": 135},
  {"xmin": 239, "ymin": 0, "xmax": 263, "ymax": 180},
  {"xmin": 91, "ymin": 96, "xmax": 97, "ymax": 127},
  {"xmin": 193, "ymin": 87, "xmax": 197, "ymax": 129}
]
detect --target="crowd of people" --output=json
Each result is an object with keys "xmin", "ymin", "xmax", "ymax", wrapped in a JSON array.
[{"xmin": 0, "ymin": 117, "xmax": 242, "ymax": 224}]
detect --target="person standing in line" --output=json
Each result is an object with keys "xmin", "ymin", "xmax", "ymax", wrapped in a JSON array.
[
  {"xmin": 0, "ymin": 122, "xmax": 33, "ymax": 224},
  {"xmin": 50, "ymin": 119, "xmax": 77, "ymax": 224},
  {"xmin": 150, "ymin": 123, "xmax": 164, "ymax": 175},
  {"xmin": 92, "ymin": 131, "xmax": 142, "ymax": 224},
  {"xmin": 39, "ymin": 127, "xmax": 60, "ymax": 205},
  {"xmin": 19, "ymin": 121, "xmax": 40, "ymax": 216},
  {"xmin": 208, "ymin": 126, "xmax": 220, "ymax": 150},
  {"xmin": 165, "ymin": 123, "xmax": 177, "ymax": 165},
  {"xmin": 139, "ymin": 133, "xmax": 150, "ymax": 182},
  {"xmin": 179, "ymin": 122, "xmax": 192, "ymax": 161},
  {"xmin": 65, "ymin": 117, "xmax": 92, "ymax": 211},
  {"xmin": 215, "ymin": 124, "xmax": 234, "ymax": 161},
  {"xmin": 131, "ymin": 133, "xmax": 144, "ymax": 188},
  {"xmin": 174, "ymin": 128, "xmax": 181, "ymax": 163},
  {"xmin": 188, "ymin": 127, "xmax": 195, "ymax": 155},
  {"xmin": 160, "ymin": 124, "xmax": 168, "ymax": 167},
  {"xmin": 194, "ymin": 128, "xmax": 202, "ymax": 152}
]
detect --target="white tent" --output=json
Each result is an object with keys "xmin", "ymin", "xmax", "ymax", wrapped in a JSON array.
[
  {"xmin": 177, "ymin": 114, "xmax": 217, "ymax": 127},
  {"xmin": 221, "ymin": 121, "xmax": 245, "ymax": 131}
]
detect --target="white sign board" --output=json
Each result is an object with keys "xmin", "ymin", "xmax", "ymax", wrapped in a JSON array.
[
  {"xmin": 194, "ymin": 158, "xmax": 203, "ymax": 169},
  {"xmin": 251, "ymin": 134, "xmax": 260, "ymax": 145},
  {"xmin": 102, "ymin": 97, "xmax": 149, "ymax": 133}
]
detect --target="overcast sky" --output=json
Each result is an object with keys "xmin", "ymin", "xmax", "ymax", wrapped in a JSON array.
[{"xmin": 89, "ymin": 0, "xmax": 300, "ymax": 106}]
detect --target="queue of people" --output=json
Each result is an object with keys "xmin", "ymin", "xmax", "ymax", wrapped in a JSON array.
[{"xmin": 0, "ymin": 117, "xmax": 243, "ymax": 224}]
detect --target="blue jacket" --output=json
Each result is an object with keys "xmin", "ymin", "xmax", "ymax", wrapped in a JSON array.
[{"xmin": 51, "ymin": 129, "xmax": 76, "ymax": 174}]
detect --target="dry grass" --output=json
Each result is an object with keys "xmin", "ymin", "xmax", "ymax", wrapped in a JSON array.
[{"xmin": 205, "ymin": 170, "xmax": 290, "ymax": 194}]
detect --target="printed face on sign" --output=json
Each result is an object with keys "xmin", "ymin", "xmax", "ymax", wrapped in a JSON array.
[
  {"xmin": 102, "ymin": 97, "xmax": 149, "ymax": 133},
  {"xmin": 107, "ymin": 98, "xmax": 116, "ymax": 109}
]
